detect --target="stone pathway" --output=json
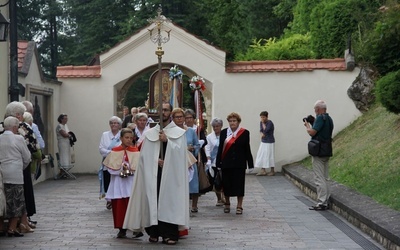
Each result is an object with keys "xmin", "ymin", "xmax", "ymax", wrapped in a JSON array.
[{"xmin": 0, "ymin": 174, "xmax": 384, "ymax": 250}]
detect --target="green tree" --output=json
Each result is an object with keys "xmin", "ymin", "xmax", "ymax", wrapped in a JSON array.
[
  {"xmin": 272, "ymin": 0, "xmax": 297, "ymax": 32},
  {"xmin": 62, "ymin": 0, "xmax": 155, "ymax": 65},
  {"xmin": 289, "ymin": 0, "xmax": 323, "ymax": 35},
  {"xmin": 244, "ymin": 0, "xmax": 290, "ymax": 42},
  {"xmin": 355, "ymin": 2, "xmax": 400, "ymax": 75},
  {"xmin": 124, "ymin": 71, "xmax": 153, "ymax": 108},
  {"xmin": 17, "ymin": 0, "xmax": 45, "ymax": 41},
  {"xmin": 17, "ymin": 0, "xmax": 64, "ymax": 78},
  {"xmin": 309, "ymin": 0, "xmax": 381, "ymax": 58},
  {"xmin": 200, "ymin": 0, "xmax": 252, "ymax": 59}
]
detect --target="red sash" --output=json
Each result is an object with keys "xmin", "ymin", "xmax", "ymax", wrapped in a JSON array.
[{"xmin": 221, "ymin": 128, "xmax": 245, "ymax": 160}]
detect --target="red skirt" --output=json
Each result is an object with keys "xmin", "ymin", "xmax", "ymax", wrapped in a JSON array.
[{"xmin": 111, "ymin": 197, "xmax": 129, "ymax": 228}]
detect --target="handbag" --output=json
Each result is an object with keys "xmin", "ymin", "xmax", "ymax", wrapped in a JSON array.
[
  {"xmin": 214, "ymin": 169, "xmax": 223, "ymax": 191},
  {"xmin": 198, "ymin": 161, "xmax": 212, "ymax": 193},
  {"xmin": 308, "ymin": 138, "xmax": 332, "ymax": 157}
]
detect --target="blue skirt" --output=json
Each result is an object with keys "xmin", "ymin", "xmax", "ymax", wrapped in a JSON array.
[{"xmin": 189, "ymin": 163, "xmax": 199, "ymax": 194}]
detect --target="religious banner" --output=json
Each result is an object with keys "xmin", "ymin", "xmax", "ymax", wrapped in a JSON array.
[
  {"xmin": 169, "ymin": 65, "xmax": 183, "ymax": 109},
  {"xmin": 149, "ymin": 68, "xmax": 183, "ymax": 110},
  {"xmin": 189, "ymin": 76, "xmax": 206, "ymax": 130}
]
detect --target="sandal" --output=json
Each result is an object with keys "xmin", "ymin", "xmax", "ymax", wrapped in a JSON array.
[
  {"xmin": 106, "ymin": 201, "xmax": 112, "ymax": 210},
  {"xmin": 162, "ymin": 238, "xmax": 177, "ymax": 245},
  {"xmin": 7, "ymin": 230, "xmax": 24, "ymax": 237},
  {"xmin": 149, "ymin": 236, "xmax": 159, "ymax": 243},
  {"xmin": 191, "ymin": 207, "xmax": 198, "ymax": 213},
  {"xmin": 223, "ymin": 204, "xmax": 230, "ymax": 213},
  {"xmin": 236, "ymin": 207, "xmax": 243, "ymax": 215}
]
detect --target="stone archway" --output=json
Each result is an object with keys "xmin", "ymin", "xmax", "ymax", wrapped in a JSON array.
[
  {"xmin": 115, "ymin": 66, "xmax": 156, "ymax": 118},
  {"xmin": 116, "ymin": 64, "xmax": 213, "ymax": 129}
]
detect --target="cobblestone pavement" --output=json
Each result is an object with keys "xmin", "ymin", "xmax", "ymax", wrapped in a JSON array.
[{"xmin": 0, "ymin": 174, "xmax": 384, "ymax": 250}]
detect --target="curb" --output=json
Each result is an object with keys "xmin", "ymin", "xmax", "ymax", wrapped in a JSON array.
[{"xmin": 283, "ymin": 164, "xmax": 400, "ymax": 250}]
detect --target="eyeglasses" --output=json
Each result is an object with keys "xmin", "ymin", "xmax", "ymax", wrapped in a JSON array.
[
  {"xmin": 185, "ymin": 117, "xmax": 194, "ymax": 119},
  {"xmin": 110, "ymin": 122, "xmax": 120, "ymax": 125},
  {"xmin": 173, "ymin": 115, "xmax": 184, "ymax": 119}
]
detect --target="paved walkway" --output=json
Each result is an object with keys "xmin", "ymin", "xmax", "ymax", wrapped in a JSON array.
[{"xmin": 1, "ymin": 173, "xmax": 384, "ymax": 250}]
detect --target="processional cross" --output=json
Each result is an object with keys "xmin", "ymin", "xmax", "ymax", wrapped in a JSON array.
[
  {"xmin": 147, "ymin": 6, "xmax": 171, "ymax": 158},
  {"xmin": 147, "ymin": 6, "xmax": 171, "ymax": 131}
]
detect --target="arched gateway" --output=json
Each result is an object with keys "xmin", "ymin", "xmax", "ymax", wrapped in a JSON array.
[{"xmin": 56, "ymin": 21, "xmax": 361, "ymax": 175}]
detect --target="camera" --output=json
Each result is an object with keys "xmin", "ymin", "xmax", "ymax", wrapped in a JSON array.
[{"xmin": 302, "ymin": 115, "xmax": 315, "ymax": 125}]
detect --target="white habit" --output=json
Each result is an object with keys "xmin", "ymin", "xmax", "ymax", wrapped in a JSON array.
[{"xmin": 123, "ymin": 121, "xmax": 189, "ymax": 230}]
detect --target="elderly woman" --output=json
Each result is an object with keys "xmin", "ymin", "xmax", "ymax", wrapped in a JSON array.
[
  {"xmin": 56, "ymin": 114, "xmax": 72, "ymax": 168},
  {"xmin": 205, "ymin": 118, "xmax": 225, "ymax": 206},
  {"xmin": 99, "ymin": 116, "xmax": 122, "ymax": 209},
  {"xmin": 23, "ymin": 112, "xmax": 42, "ymax": 180},
  {"xmin": 216, "ymin": 112, "xmax": 254, "ymax": 215},
  {"xmin": 134, "ymin": 112, "xmax": 149, "ymax": 145},
  {"xmin": 183, "ymin": 109, "xmax": 206, "ymax": 212},
  {"xmin": 0, "ymin": 116, "xmax": 32, "ymax": 237},
  {"xmin": 171, "ymin": 109, "xmax": 200, "ymax": 213},
  {"xmin": 4, "ymin": 102, "xmax": 38, "ymax": 232},
  {"xmin": 184, "ymin": 109, "xmax": 207, "ymax": 162}
]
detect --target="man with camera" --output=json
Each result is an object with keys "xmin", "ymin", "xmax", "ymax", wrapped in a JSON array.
[{"xmin": 304, "ymin": 100, "xmax": 334, "ymax": 211}]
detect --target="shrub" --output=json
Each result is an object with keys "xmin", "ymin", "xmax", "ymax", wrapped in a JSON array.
[
  {"xmin": 235, "ymin": 33, "xmax": 315, "ymax": 61},
  {"xmin": 376, "ymin": 70, "xmax": 400, "ymax": 114}
]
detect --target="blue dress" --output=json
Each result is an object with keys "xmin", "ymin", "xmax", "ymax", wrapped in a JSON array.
[{"xmin": 186, "ymin": 128, "xmax": 200, "ymax": 194}]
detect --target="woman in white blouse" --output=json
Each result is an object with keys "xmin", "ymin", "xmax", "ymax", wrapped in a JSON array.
[
  {"xmin": 204, "ymin": 118, "xmax": 225, "ymax": 206},
  {"xmin": 0, "ymin": 117, "xmax": 31, "ymax": 237},
  {"xmin": 99, "ymin": 116, "xmax": 122, "ymax": 209},
  {"xmin": 56, "ymin": 114, "xmax": 71, "ymax": 166}
]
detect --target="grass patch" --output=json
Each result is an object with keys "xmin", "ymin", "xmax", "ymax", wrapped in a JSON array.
[{"xmin": 301, "ymin": 104, "xmax": 400, "ymax": 211}]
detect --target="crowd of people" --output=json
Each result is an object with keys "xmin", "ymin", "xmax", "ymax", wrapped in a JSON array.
[
  {"xmin": 0, "ymin": 98, "xmax": 333, "ymax": 243},
  {"xmin": 0, "ymin": 101, "xmax": 44, "ymax": 237},
  {"xmin": 98, "ymin": 103, "xmax": 283, "ymax": 245}
]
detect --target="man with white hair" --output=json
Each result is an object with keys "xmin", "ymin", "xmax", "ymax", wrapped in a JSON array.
[{"xmin": 304, "ymin": 100, "xmax": 334, "ymax": 211}]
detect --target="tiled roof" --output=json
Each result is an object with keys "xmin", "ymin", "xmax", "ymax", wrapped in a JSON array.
[
  {"xmin": 56, "ymin": 65, "xmax": 101, "ymax": 78},
  {"xmin": 56, "ymin": 59, "xmax": 346, "ymax": 78},
  {"xmin": 226, "ymin": 58, "xmax": 347, "ymax": 73}
]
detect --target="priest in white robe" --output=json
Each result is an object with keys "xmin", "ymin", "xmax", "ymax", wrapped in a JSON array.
[{"xmin": 123, "ymin": 103, "xmax": 189, "ymax": 245}]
